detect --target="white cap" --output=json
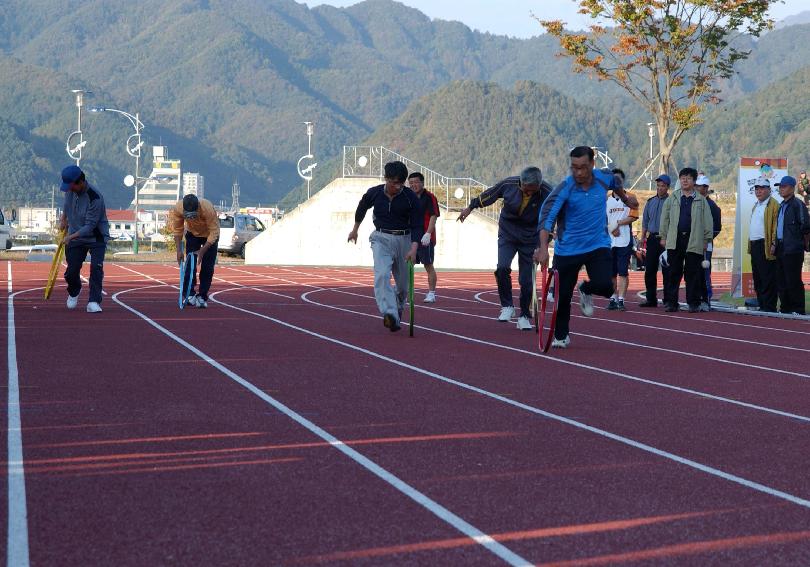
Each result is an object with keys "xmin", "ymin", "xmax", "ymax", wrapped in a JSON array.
[
  {"xmin": 696, "ymin": 174, "xmax": 710, "ymax": 186},
  {"xmin": 753, "ymin": 176, "xmax": 770, "ymax": 188}
]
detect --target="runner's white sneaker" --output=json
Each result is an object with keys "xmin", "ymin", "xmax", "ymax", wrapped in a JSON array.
[
  {"xmin": 516, "ymin": 316, "xmax": 533, "ymax": 331},
  {"xmin": 185, "ymin": 295, "xmax": 199, "ymax": 307},
  {"xmin": 551, "ymin": 335, "xmax": 570, "ymax": 349},
  {"xmin": 196, "ymin": 296, "xmax": 207, "ymax": 309},
  {"xmin": 497, "ymin": 306, "xmax": 515, "ymax": 321},
  {"xmin": 423, "ymin": 291, "xmax": 436, "ymax": 303},
  {"xmin": 66, "ymin": 293, "xmax": 79, "ymax": 310},
  {"xmin": 578, "ymin": 281, "xmax": 594, "ymax": 317},
  {"xmin": 86, "ymin": 302, "xmax": 102, "ymax": 313}
]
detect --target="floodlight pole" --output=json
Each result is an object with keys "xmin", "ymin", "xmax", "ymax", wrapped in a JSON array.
[{"xmin": 647, "ymin": 122, "xmax": 656, "ymax": 191}]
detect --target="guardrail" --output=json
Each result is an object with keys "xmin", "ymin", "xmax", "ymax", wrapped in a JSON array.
[{"xmin": 342, "ymin": 145, "xmax": 500, "ymax": 221}]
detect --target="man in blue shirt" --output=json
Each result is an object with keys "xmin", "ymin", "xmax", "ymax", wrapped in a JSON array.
[
  {"xmin": 349, "ymin": 161, "xmax": 421, "ymax": 332},
  {"xmin": 774, "ymin": 175, "xmax": 810, "ymax": 314},
  {"xmin": 535, "ymin": 146, "xmax": 624, "ymax": 349},
  {"xmin": 58, "ymin": 165, "xmax": 110, "ymax": 313}
]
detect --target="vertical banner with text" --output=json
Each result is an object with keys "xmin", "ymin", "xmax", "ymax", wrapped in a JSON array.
[{"xmin": 732, "ymin": 157, "xmax": 788, "ymax": 297}]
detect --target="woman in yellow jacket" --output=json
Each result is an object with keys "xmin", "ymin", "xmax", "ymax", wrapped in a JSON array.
[{"xmin": 659, "ymin": 168, "xmax": 714, "ymax": 312}]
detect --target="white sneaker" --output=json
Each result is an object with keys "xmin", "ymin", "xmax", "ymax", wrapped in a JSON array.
[
  {"xmin": 546, "ymin": 291, "xmax": 555, "ymax": 303},
  {"xmin": 423, "ymin": 291, "xmax": 436, "ymax": 303},
  {"xmin": 497, "ymin": 306, "xmax": 515, "ymax": 321},
  {"xmin": 196, "ymin": 296, "xmax": 207, "ymax": 309},
  {"xmin": 66, "ymin": 294, "xmax": 79, "ymax": 310},
  {"xmin": 551, "ymin": 335, "xmax": 571, "ymax": 349},
  {"xmin": 578, "ymin": 281, "xmax": 593, "ymax": 317},
  {"xmin": 185, "ymin": 295, "xmax": 198, "ymax": 307},
  {"xmin": 516, "ymin": 316, "xmax": 533, "ymax": 331},
  {"xmin": 86, "ymin": 302, "xmax": 102, "ymax": 313}
]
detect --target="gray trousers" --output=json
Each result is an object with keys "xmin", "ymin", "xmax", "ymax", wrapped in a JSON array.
[{"xmin": 370, "ymin": 230, "xmax": 411, "ymax": 322}]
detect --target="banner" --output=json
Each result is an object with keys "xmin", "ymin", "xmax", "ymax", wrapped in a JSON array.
[{"xmin": 731, "ymin": 157, "xmax": 788, "ymax": 297}]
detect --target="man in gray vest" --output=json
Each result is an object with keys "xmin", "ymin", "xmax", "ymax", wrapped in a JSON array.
[
  {"xmin": 639, "ymin": 175, "xmax": 671, "ymax": 306},
  {"xmin": 59, "ymin": 165, "xmax": 110, "ymax": 313}
]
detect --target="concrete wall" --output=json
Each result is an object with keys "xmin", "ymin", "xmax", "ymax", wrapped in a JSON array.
[{"xmin": 245, "ymin": 177, "xmax": 509, "ymax": 270}]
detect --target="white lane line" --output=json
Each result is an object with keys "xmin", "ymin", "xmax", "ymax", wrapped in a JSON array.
[
  {"xmin": 209, "ymin": 286, "xmax": 810, "ymax": 511},
  {"xmin": 7, "ymin": 265, "xmax": 30, "ymax": 567},
  {"xmin": 295, "ymin": 287, "xmax": 810, "ymax": 423},
  {"xmin": 111, "ymin": 285, "xmax": 531, "ymax": 567}
]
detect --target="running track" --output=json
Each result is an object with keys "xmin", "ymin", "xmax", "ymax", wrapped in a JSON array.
[{"xmin": 3, "ymin": 261, "xmax": 810, "ymax": 566}]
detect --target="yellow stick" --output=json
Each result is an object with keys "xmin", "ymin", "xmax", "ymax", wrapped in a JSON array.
[{"xmin": 44, "ymin": 230, "xmax": 66, "ymax": 300}]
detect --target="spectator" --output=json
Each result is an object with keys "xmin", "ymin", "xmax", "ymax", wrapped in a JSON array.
[
  {"xmin": 798, "ymin": 171, "xmax": 810, "ymax": 207},
  {"xmin": 408, "ymin": 172, "xmax": 440, "ymax": 303},
  {"xmin": 639, "ymin": 175, "xmax": 671, "ymax": 307},
  {"xmin": 695, "ymin": 175, "xmax": 722, "ymax": 311},
  {"xmin": 659, "ymin": 167, "xmax": 714, "ymax": 313},
  {"xmin": 605, "ymin": 168, "xmax": 639, "ymax": 311},
  {"xmin": 774, "ymin": 176, "xmax": 810, "ymax": 315},
  {"xmin": 748, "ymin": 177, "xmax": 778, "ymax": 312}
]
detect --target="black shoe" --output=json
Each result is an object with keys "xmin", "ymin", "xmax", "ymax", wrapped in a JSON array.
[
  {"xmin": 607, "ymin": 298, "xmax": 618, "ymax": 310},
  {"xmin": 617, "ymin": 299, "xmax": 626, "ymax": 311},
  {"xmin": 383, "ymin": 313, "xmax": 401, "ymax": 332},
  {"xmin": 665, "ymin": 303, "xmax": 678, "ymax": 312},
  {"xmin": 639, "ymin": 300, "xmax": 657, "ymax": 308}
]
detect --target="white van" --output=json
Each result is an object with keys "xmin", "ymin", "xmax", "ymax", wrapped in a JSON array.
[{"xmin": 218, "ymin": 213, "xmax": 265, "ymax": 258}]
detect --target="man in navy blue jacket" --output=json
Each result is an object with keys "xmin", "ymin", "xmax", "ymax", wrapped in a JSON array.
[
  {"xmin": 349, "ymin": 161, "xmax": 421, "ymax": 332},
  {"xmin": 774, "ymin": 175, "xmax": 810, "ymax": 314},
  {"xmin": 59, "ymin": 165, "xmax": 110, "ymax": 313},
  {"xmin": 457, "ymin": 166, "xmax": 551, "ymax": 330}
]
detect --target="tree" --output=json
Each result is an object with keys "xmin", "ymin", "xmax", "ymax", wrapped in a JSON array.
[{"xmin": 538, "ymin": 1, "xmax": 777, "ymax": 175}]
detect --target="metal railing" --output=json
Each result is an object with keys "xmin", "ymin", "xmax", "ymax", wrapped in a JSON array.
[{"xmin": 342, "ymin": 146, "xmax": 500, "ymax": 221}]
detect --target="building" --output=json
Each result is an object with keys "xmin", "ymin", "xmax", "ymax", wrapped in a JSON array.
[
  {"xmin": 13, "ymin": 207, "xmax": 58, "ymax": 239},
  {"xmin": 183, "ymin": 172, "xmax": 204, "ymax": 199},
  {"xmin": 107, "ymin": 210, "xmax": 161, "ymax": 239},
  {"xmin": 135, "ymin": 145, "xmax": 182, "ymax": 212}
]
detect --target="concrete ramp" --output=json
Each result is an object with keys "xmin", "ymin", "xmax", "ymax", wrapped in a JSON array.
[{"xmin": 245, "ymin": 177, "xmax": 506, "ymax": 270}]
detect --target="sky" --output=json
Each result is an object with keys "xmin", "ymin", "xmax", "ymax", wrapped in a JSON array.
[{"xmin": 303, "ymin": 0, "xmax": 810, "ymax": 38}]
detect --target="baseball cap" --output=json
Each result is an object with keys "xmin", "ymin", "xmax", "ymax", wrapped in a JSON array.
[
  {"xmin": 777, "ymin": 175, "xmax": 797, "ymax": 187},
  {"xmin": 60, "ymin": 165, "xmax": 84, "ymax": 192},
  {"xmin": 753, "ymin": 177, "xmax": 771, "ymax": 188},
  {"xmin": 655, "ymin": 174, "xmax": 671, "ymax": 186},
  {"xmin": 695, "ymin": 174, "xmax": 710, "ymax": 186},
  {"xmin": 182, "ymin": 194, "xmax": 200, "ymax": 219}
]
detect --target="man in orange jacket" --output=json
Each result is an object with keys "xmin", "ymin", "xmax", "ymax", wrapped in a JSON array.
[{"xmin": 168, "ymin": 194, "xmax": 220, "ymax": 308}]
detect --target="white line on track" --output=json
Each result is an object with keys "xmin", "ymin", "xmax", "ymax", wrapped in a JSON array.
[
  {"xmin": 6, "ymin": 263, "xmax": 30, "ymax": 567},
  {"xmin": 111, "ymin": 284, "xmax": 531, "ymax": 567},
  {"xmin": 208, "ymin": 285, "xmax": 810, "ymax": 512}
]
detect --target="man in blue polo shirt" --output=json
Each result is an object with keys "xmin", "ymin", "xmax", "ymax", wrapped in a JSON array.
[
  {"xmin": 535, "ymin": 146, "xmax": 623, "ymax": 349},
  {"xmin": 349, "ymin": 161, "xmax": 421, "ymax": 332}
]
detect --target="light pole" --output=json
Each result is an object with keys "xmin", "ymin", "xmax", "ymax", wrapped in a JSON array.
[
  {"xmin": 89, "ymin": 106, "xmax": 145, "ymax": 253},
  {"xmin": 66, "ymin": 89, "xmax": 92, "ymax": 165},
  {"xmin": 297, "ymin": 121, "xmax": 317, "ymax": 200},
  {"xmin": 647, "ymin": 122, "xmax": 656, "ymax": 191}
]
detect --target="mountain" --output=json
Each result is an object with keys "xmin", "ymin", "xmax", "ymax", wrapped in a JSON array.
[{"xmin": 0, "ymin": 0, "xmax": 809, "ymax": 208}]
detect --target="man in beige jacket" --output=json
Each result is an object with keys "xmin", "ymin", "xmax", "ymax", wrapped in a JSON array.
[{"xmin": 167, "ymin": 194, "xmax": 220, "ymax": 308}]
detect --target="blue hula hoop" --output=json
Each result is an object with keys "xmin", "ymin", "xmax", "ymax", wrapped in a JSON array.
[{"xmin": 178, "ymin": 252, "xmax": 196, "ymax": 309}]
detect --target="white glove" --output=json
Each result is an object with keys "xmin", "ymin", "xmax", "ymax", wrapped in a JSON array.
[
  {"xmin": 420, "ymin": 233, "xmax": 431, "ymax": 246},
  {"xmin": 659, "ymin": 250, "xmax": 669, "ymax": 268}
]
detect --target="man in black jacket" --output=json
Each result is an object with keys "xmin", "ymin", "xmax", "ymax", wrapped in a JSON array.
[
  {"xmin": 457, "ymin": 167, "xmax": 551, "ymax": 330},
  {"xmin": 695, "ymin": 175, "xmax": 722, "ymax": 311},
  {"xmin": 774, "ymin": 175, "xmax": 810, "ymax": 315}
]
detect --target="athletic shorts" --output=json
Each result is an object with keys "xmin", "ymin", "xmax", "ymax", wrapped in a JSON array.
[
  {"xmin": 416, "ymin": 243, "xmax": 435, "ymax": 265},
  {"xmin": 611, "ymin": 244, "xmax": 632, "ymax": 277}
]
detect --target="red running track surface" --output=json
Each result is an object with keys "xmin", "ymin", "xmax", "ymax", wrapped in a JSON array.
[{"xmin": 3, "ymin": 260, "xmax": 810, "ymax": 566}]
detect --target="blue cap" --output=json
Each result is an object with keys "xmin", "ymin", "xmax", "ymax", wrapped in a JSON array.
[
  {"xmin": 60, "ymin": 165, "xmax": 84, "ymax": 192},
  {"xmin": 777, "ymin": 175, "xmax": 797, "ymax": 187},
  {"xmin": 655, "ymin": 174, "xmax": 671, "ymax": 186}
]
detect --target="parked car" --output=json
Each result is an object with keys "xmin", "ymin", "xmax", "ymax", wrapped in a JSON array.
[
  {"xmin": 0, "ymin": 210, "xmax": 13, "ymax": 249},
  {"xmin": 218, "ymin": 213, "xmax": 265, "ymax": 258}
]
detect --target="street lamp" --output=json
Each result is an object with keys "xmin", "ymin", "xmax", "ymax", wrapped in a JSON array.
[
  {"xmin": 89, "ymin": 106, "xmax": 145, "ymax": 253},
  {"xmin": 647, "ymin": 122, "xmax": 656, "ymax": 191},
  {"xmin": 297, "ymin": 121, "xmax": 317, "ymax": 199},
  {"xmin": 66, "ymin": 89, "xmax": 92, "ymax": 165}
]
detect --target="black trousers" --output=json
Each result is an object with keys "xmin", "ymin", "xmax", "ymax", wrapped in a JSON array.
[
  {"xmin": 775, "ymin": 246, "xmax": 805, "ymax": 314},
  {"xmin": 64, "ymin": 243, "xmax": 106, "ymax": 304},
  {"xmin": 495, "ymin": 236, "xmax": 535, "ymax": 317},
  {"xmin": 750, "ymin": 240, "xmax": 777, "ymax": 312},
  {"xmin": 554, "ymin": 247, "xmax": 614, "ymax": 340},
  {"xmin": 643, "ymin": 234, "xmax": 669, "ymax": 302},
  {"xmin": 666, "ymin": 232, "xmax": 703, "ymax": 308},
  {"xmin": 183, "ymin": 233, "xmax": 219, "ymax": 300}
]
